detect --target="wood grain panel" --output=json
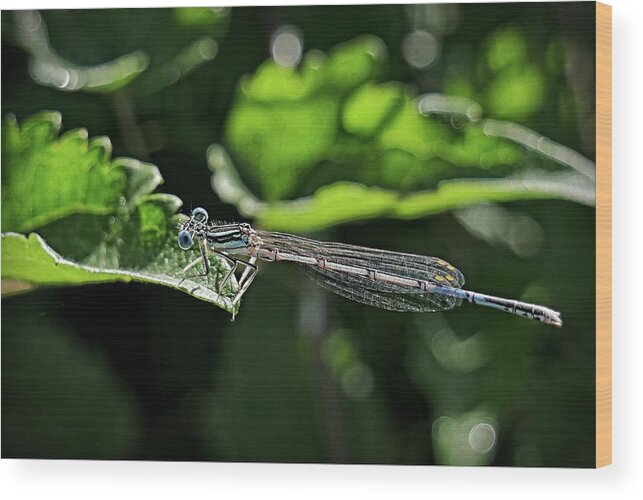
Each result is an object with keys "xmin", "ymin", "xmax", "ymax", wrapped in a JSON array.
[{"xmin": 595, "ymin": 1, "xmax": 612, "ymax": 468}]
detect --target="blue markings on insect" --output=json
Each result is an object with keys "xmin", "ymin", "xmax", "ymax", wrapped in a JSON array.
[
  {"xmin": 191, "ymin": 207, "xmax": 209, "ymax": 223},
  {"xmin": 178, "ymin": 230, "xmax": 194, "ymax": 250}
]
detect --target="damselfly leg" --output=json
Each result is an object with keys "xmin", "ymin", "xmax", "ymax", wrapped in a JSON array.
[
  {"xmin": 178, "ymin": 238, "xmax": 211, "ymax": 286},
  {"xmin": 218, "ymin": 253, "xmax": 257, "ymax": 301},
  {"xmin": 178, "ymin": 240, "xmax": 258, "ymax": 306},
  {"xmin": 231, "ymin": 256, "xmax": 258, "ymax": 307}
]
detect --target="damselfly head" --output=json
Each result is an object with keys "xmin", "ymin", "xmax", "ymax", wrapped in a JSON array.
[{"xmin": 177, "ymin": 207, "xmax": 210, "ymax": 250}]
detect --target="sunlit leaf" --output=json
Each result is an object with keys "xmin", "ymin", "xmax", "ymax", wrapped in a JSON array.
[
  {"xmin": 240, "ymin": 59, "xmax": 324, "ymax": 102},
  {"xmin": 486, "ymin": 27, "xmax": 528, "ymax": 72},
  {"xmin": 226, "ymin": 37, "xmax": 537, "ymax": 201},
  {"xmin": 2, "ymin": 233, "xmax": 121, "ymax": 286},
  {"xmin": 227, "ymin": 97, "xmax": 338, "ymax": 201},
  {"xmin": 1, "ymin": 112, "xmax": 127, "ymax": 233},
  {"xmin": 1, "ymin": 113, "xmax": 237, "ymax": 313},
  {"xmin": 378, "ymin": 149, "xmax": 425, "ymax": 190},
  {"xmin": 257, "ymin": 182, "xmax": 398, "ymax": 231},
  {"xmin": 441, "ymin": 124, "xmax": 522, "ymax": 167},
  {"xmin": 485, "ymin": 64, "xmax": 546, "ymax": 120},
  {"xmin": 225, "ymin": 36, "xmax": 389, "ymax": 200},
  {"xmin": 342, "ymin": 82, "xmax": 405, "ymax": 137},
  {"xmin": 325, "ymin": 35, "xmax": 387, "ymax": 91},
  {"xmin": 377, "ymin": 97, "xmax": 447, "ymax": 159},
  {"xmin": 256, "ymin": 172, "xmax": 594, "ymax": 232},
  {"xmin": 394, "ymin": 171, "xmax": 594, "ymax": 218},
  {"xmin": 173, "ymin": 6, "xmax": 229, "ymax": 26}
]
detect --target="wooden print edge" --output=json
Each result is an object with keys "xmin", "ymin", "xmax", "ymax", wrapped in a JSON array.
[{"xmin": 595, "ymin": 1, "xmax": 612, "ymax": 468}]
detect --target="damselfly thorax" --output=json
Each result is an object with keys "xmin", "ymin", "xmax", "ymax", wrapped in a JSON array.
[{"xmin": 177, "ymin": 207, "xmax": 562, "ymax": 327}]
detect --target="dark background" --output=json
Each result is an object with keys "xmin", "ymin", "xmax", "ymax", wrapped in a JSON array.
[{"xmin": 2, "ymin": 3, "xmax": 596, "ymax": 466}]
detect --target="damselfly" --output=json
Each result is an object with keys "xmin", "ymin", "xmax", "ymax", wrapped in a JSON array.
[{"xmin": 177, "ymin": 207, "xmax": 562, "ymax": 327}]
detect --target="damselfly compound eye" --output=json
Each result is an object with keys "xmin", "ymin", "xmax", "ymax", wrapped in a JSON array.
[
  {"xmin": 178, "ymin": 230, "xmax": 194, "ymax": 250},
  {"xmin": 191, "ymin": 207, "xmax": 209, "ymax": 224}
]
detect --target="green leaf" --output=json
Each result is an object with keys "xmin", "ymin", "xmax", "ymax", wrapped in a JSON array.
[
  {"xmin": 486, "ymin": 27, "xmax": 528, "ymax": 72},
  {"xmin": 226, "ymin": 37, "xmax": 536, "ymax": 201},
  {"xmin": 173, "ymin": 7, "xmax": 228, "ymax": 27},
  {"xmin": 377, "ymin": 97, "xmax": 447, "ymax": 159},
  {"xmin": 2, "ymin": 112, "xmax": 237, "ymax": 314},
  {"xmin": 393, "ymin": 171, "xmax": 594, "ymax": 218},
  {"xmin": 342, "ymin": 82, "xmax": 405, "ymax": 137},
  {"xmin": 211, "ymin": 117, "xmax": 595, "ymax": 233},
  {"xmin": 220, "ymin": 31, "xmax": 595, "ymax": 229},
  {"xmin": 1, "ymin": 112, "xmax": 127, "ymax": 233},
  {"xmin": 2, "ymin": 210, "xmax": 236, "ymax": 314},
  {"xmin": 485, "ymin": 64, "xmax": 546, "ymax": 120},
  {"xmin": 255, "ymin": 172, "xmax": 594, "ymax": 232},
  {"xmin": 441, "ymin": 124, "xmax": 522, "ymax": 168},
  {"xmin": 258, "ymin": 182, "xmax": 398, "ymax": 232},
  {"xmin": 224, "ymin": 36, "xmax": 387, "ymax": 201},
  {"xmin": 325, "ymin": 36, "xmax": 387, "ymax": 91},
  {"xmin": 378, "ymin": 149, "xmax": 425, "ymax": 191},
  {"xmin": 240, "ymin": 59, "xmax": 324, "ymax": 102},
  {"xmin": 2, "ymin": 232, "xmax": 121, "ymax": 285},
  {"xmin": 226, "ymin": 97, "xmax": 338, "ymax": 201}
]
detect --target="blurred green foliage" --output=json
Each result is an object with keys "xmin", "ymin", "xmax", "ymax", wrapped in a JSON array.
[
  {"xmin": 2, "ymin": 4, "xmax": 596, "ymax": 466},
  {"xmin": 3, "ymin": 300, "xmax": 141, "ymax": 459},
  {"xmin": 223, "ymin": 34, "xmax": 590, "ymax": 206}
]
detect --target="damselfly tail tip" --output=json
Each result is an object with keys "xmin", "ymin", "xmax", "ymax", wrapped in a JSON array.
[{"xmin": 544, "ymin": 309, "xmax": 563, "ymax": 328}]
